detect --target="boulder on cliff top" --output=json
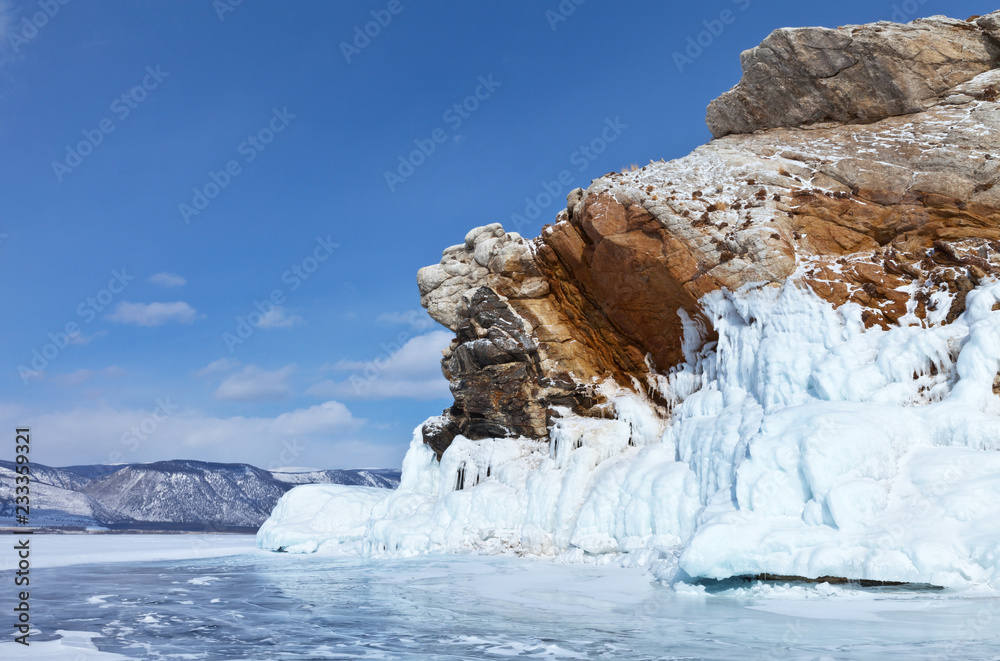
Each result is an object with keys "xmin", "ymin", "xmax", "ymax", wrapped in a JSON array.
[{"xmin": 707, "ymin": 13, "xmax": 1000, "ymax": 137}]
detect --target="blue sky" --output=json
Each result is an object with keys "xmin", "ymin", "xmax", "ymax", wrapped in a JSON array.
[{"xmin": 1, "ymin": 0, "xmax": 991, "ymax": 470}]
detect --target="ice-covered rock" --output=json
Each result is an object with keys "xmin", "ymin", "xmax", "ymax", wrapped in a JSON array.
[
  {"xmin": 260, "ymin": 282, "xmax": 1000, "ymax": 586},
  {"xmin": 256, "ymin": 484, "xmax": 389, "ymax": 554}
]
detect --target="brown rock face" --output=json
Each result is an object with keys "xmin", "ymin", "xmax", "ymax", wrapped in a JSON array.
[
  {"xmin": 417, "ymin": 11, "xmax": 1000, "ymax": 456},
  {"xmin": 791, "ymin": 189, "xmax": 1000, "ymax": 326},
  {"xmin": 542, "ymin": 194, "xmax": 710, "ymax": 371}
]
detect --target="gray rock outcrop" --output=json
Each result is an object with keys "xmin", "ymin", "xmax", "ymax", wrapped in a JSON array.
[{"xmin": 707, "ymin": 13, "xmax": 1000, "ymax": 137}]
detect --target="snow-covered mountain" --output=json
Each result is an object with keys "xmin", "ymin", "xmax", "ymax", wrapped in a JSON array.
[
  {"xmin": 0, "ymin": 462, "xmax": 130, "ymax": 528},
  {"xmin": 259, "ymin": 11, "xmax": 1000, "ymax": 589},
  {"xmin": 81, "ymin": 460, "xmax": 293, "ymax": 530},
  {"xmin": 0, "ymin": 460, "xmax": 400, "ymax": 531},
  {"xmin": 1, "ymin": 460, "xmax": 91, "ymax": 491}
]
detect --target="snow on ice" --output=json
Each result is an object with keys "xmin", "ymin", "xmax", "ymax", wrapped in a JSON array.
[{"xmin": 0, "ymin": 534, "xmax": 258, "ymax": 572}]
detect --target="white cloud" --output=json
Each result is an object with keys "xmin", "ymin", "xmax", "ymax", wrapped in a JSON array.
[
  {"xmin": 67, "ymin": 330, "xmax": 107, "ymax": 345},
  {"xmin": 0, "ymin": 401, "xmax": 386, "ymax": 469},
  {"xmin": 256, "ymin": 306, "xmax": 303, "ymax": 329},
  {"xmin": 107, "ymin": 301, "xmax": 197, "ymax": 327},
  {"xmin": 376, "ymin": 310, "xmax": 436, "ymax": 330},
  {"xmin": 50, "ymin": 366, "xmax": 125, "ymax": 387},
  {"xmin": 195, "ymin": 358, "xmax": 239, "ymax": 377},
  {"xmin": 307, "ymin": 330, "xmax": 451, "ymax": 401},
  {"xmin": 214, "ymin": 364, "xmax": 295, "ymax": 402},
  {"xmin": 306, "ymin": 377, "xmax": 449, "ymax": 400},
  {"xmin": 179, "ymin": 400, "xmax": 359, "ymax": 446},
  {"xmin": 148, "ymin": 272, "xmax": 187, "ymax": 288},
  {"xmin": 0, "ymin": 403, "xmax": 25, "ymax": 421},
  {"xmin": 51, "ymin": 370, "xmax": 93, "ymax": 387},
  {"xmin": 323, "ymin": 358, "xmax": 367, "ymax": 371},
  {"xmin": 21, "ymin": 366, "xmax": 125, "ymax": 387}
]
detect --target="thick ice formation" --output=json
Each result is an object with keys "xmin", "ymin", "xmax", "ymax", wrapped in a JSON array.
[{"xmin": 259, "ymin": 280, "xmax": 1000, "ymax": 588}]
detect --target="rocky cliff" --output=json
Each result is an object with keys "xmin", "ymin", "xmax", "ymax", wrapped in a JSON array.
[
  {"xmin": 261, "ymin": 11, "xmax": 1000, "ymax": 587},
  {"xmin": 417, "ymin": 11, "xmax": 1000, "ymax": 458}
]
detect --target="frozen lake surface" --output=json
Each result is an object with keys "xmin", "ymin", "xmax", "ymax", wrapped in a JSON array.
[{"xmin": 2, "ymin": 534, "xmax": 999, "ymax": 659}]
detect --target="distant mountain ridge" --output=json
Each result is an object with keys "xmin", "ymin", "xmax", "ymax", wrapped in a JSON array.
[{"xmin": 0, "ymin": 459, "xmax": 400, "ymax": 531}]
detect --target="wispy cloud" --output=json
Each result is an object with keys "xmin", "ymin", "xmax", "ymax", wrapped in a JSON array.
[
  {"xmin": 67, "ymin": 329, "xmax": 107, "ymax": 345},
  {"xmin": 0, "ymin": 400, "xmax": 375, "ymax": 468},
  {"xmin": 107, "ymin": 301, "xmax": 197, "ymax": 326},
  {"xmin": 214, "ymin": 364, "xmax": 295, "ymax": 402},
  {"xmin": 148, "ymin": 272, "xmax": 187, "ymax": 288},
  {"xmin": 307, "ymin": 330, "xmax": 451, "ymax": 401},
  {"xmin": 306, "ymin": 376, "xmax": 449, "ymax": 401},
  {"xmin": 256, "ymin": 306, "xmax": 303, "ymax": 329},
  {"xmin": 50, "ymin": 366, "xmax": 125, "ymax": 387},
  {"xmin": 376, "ymin": 310, "xmax": 435, "ymax": 330},
  {"xmin": 22, "ymin": 365, "xmax": 125, "ymax": 387},
  {"xmin": 195, "ymin": 357, "xmax": 239, "ymax": 377}
]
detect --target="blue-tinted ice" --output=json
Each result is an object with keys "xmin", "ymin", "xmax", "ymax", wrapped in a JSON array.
[{"xmin": 4, "ymin": 550, "xmax": 1000, "ymax": 660}]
